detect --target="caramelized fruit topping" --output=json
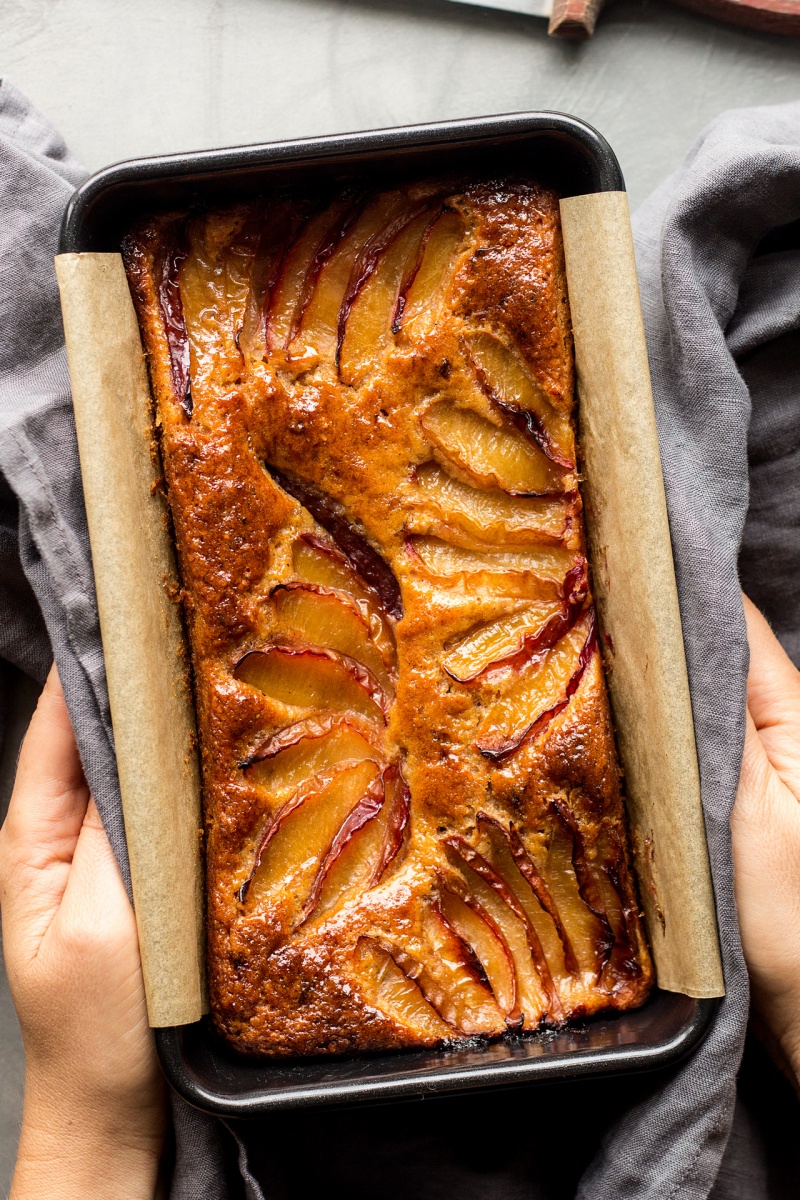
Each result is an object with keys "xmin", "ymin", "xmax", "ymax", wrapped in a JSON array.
[
  {"xmin": 421, "ymin": 401, "xmax": 565, "ymax": 497},
  {"xmin": 234, "ymin": 645, "xmax": 389, "ymax": 723}
]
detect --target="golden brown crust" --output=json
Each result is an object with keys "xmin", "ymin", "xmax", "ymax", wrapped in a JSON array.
[{"xmin": 123, "ymin": 178, "xmax": 653, "ymax": 1058}]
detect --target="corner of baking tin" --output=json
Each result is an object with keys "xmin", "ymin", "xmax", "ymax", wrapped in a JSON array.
[
  {"xmin": 59, "ymin": 161, "xmax": 128, "ymax": 254},
  {"xmin": 59, "ymin": 148, "xmax": 191, "ymax": 253},
  {"xmin": 59, "ymin": 185, "xmax": 86, "ymax": 255},
  {"xmin": 545, "ymin": 111, "xmax": 625, "ymax": 195}
]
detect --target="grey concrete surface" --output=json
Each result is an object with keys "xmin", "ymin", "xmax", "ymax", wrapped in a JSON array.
[{"xmin": 1, "ymin": 0, "xmax": 799, "ymax": 1193}]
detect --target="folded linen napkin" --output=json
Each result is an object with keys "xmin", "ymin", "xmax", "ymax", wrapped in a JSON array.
[{"xmin": 1, "ymin": 77, "xmax": 799, "ymax": 1198}]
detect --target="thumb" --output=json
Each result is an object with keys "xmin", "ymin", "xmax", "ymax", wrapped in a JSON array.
[
  {"xmin": 56, "ymin": 797, "xmax": 137, "ymax": 951},
  {"xmin": 0, "ymin": 666, "xmax": 90, "ymax": 956},
  {"xmin": 742, "ymin": 595, "xmax": 800, "ymax": 801}
]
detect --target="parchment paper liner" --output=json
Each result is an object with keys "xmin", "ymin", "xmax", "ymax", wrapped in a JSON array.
[
  {"xmin": 561, "ymin": 193, "xmax": 722, "ymax": 998},
  {"xmin": 56, "ymin": 254, "xmax": 205, "ymax": 1027}
]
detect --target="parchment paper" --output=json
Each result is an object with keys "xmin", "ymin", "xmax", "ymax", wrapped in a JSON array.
[
  {"xmin": 560, "ymin": 192, "xmax": 725, "ymax": 998},
  {"xmin": 56, "ymin": 253, "xmax": 206, "ymax": 1027}
]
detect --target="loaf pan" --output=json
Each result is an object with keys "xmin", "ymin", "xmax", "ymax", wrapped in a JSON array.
[{"xmin": 60, "ymin": 112, "xmax": 719, "ymax": 1115}]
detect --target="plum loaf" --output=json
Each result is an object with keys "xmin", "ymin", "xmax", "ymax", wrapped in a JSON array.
[{"xmin": 123, "ymin": 177, "xmax": 654, "ymax": 1058}]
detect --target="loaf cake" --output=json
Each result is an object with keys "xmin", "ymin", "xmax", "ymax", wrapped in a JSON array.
[{"xmin": 123, "ymin": 176, "xmax": 654, "ymax": 1057}]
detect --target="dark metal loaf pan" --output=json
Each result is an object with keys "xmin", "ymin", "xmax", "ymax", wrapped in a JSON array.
[{"xmin": 60, "ymin": 112, "xmax": 718, "ymax": 1116}]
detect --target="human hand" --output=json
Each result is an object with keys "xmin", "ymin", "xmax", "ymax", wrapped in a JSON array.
[
  {"xmin": 0, "ymin": 667, "xmax": 166, "ymax": 1199},
  {"xmin": 732, "ymin": 595, "xmax": 800, "ymax": 1088}
]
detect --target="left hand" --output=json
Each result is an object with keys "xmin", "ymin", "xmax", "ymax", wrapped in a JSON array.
[{"xmin": 0, "ymin": 666, "xmax": 166, "ymax": 1200}]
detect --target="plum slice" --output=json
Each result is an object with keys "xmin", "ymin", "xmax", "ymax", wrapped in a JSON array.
[
  {"xmin": 367, "ymin": 766, "xmax": 411, "ymax": 888},
  {"xmin": 421, "ymin": 401, "xmax": 566, "ymax": 497},
  {"xmin": 292, "ymin": 534, "xmax": 397, "ymax": 662},
  {"xmin": 394, "ymin": 208, "xmax": 465, "ymax": 338},
  {"xmin": 420, "ymin": 906, "xmax": 506, "ymax": 1035},
  {"xmin": 178, "ymin": 206, "xmax": 285, "ymax": 371},
  {"xmin": 221, "ymin": 214, "xmax": 263, "ymax": 359},
  {"xmin": 176, "ymin": 226, "xmax": 227, "ymax": 394},
  {"xmin": 270, "ymin": 470, "xmax": 402, "ymax": 619},
  {"xmin": 234, "ymin": 645, "xmax": 389, "ymax": 723},
  {"xmin": 178, "ymin": 215, "xmax": 261, "ymax": 388},
  {"xmin": 464, "ymin": 331, "xmax": 575, "ymax": 470},
  {"xmin": 476, "ymin": 609, "xmax": 596, "ymax": 762},
  {"xmin": 412, "ymin": 463, "xmax": 575, "ymax": 548},
  {"xmin": 391, "ymin": 206, "xmax": 441, "ymax": 333},
  {"xmin": 242, "ymin": 716, "xmax": 378, "ymax": 801},
  {"xmin": 335, "ymin": 199, "xmax": 435, "ymax": 366},
  {"xmin": 442, "ymin": 564, "xmax": 587, "ymax": 684},
  {"xmin": 240, "ymin": 759, "xmax": 381, "ymax": 914},
  {"xmin": 439, "ymin": 886, "xmax": 519, "ymax": 1024},
  {"xmin": 377, "ymin": 910, "xmax": 505, "ymax": 1036},
  {"xmin": 544, "ymin": 804, "xmax": 615, "ymax": 981},
  {"xmin": 406, "ymin": 536, "xmax": 578, "ymax": 592},
  {"xmin": 227, "ymin": 202, "xmax": 302, "ymax": 360},
  {"xmin": 552, "ymin": 801, "xmax": 642, "ymax": 991},
  {"xmin": 265, "ymin": 199, "xmax": 354, "ymax": 353},
  {"xmin": 308, "ymin": 767, "xmax": 410, "ymax": 921},
  {"xmin": 444, "ymin": 837, "xmax": 562, "ymax": 1025},
  {"xmin": 299, "ymin": 767, "xmax": 386, "ymax": 921},
  {"xmin": 288, "ymin": 191, "xmax": 407, "ymax": 364},
  {"xmin": 294, "ymin": 532, "xmax": 371, "ymax": 597},
  {"xmin": 300, "ymin": 764, "xmax": 411, "ymax": 923},
  {"xmin": 476, "ymin": 814, "xmax": 579, "ymax": 980},
  {"xmin": 338, "ymin": 207, "xmax": 433, "ymax": 385},
  {"xmin": 272, "ymin": 583, "xmax": 395, "ymax": 689},
  {"xmin": 442, "ymin": 600, "xmax": 570, "ymax": 684},
  {"xmin": 286, "ymin": 193, "xmax": 367, "ymax": 350},
  {"xmin": 354, "ymin": 938, "xmax": 452, "ymax": 1040},
  {"xmin": 158, "ymin": 232, "xmax": 192, "ymax": 416}
]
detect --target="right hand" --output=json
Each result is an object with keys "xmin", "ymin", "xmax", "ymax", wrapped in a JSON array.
[{"xmin": 732, "ymin": 595, "xmax": 800, "ymax": 1085}]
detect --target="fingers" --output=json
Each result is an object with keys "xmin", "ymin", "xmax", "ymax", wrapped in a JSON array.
[
  {"xmin": 733, "ymin": 709, "xmax": 800, "ymax": 1025},
  {"xmin": 742, "ymin": 596, "xmax": 800, "ymax": 800},
  {"xmin": 743, "ymin": 595, "xmax": 800, "ymax": 730},
  {"xmin": 49, "ymin": 799, "xmax": 146, "ymax": 1037},
  {"xmin": 735, "ymin": 708, "xmax": 775, "ymax": 831},
  {"xmin": 0, "ymin": 665, "xmax": 90, "ymax": 948},
  {"xmin": 59, "ymin": 798, "xmax": 136, "ymax": 946},
  {"xmin": 2, "ymin": 665, "xmax": 90, "ymax": 860}
]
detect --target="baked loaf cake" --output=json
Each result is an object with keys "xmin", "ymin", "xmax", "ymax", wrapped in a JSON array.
[{"xmin": 123, "ymin": 177, "xmax": 654, "ymax": 1057}]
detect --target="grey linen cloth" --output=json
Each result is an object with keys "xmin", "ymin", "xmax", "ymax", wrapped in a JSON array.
[
  {"xmin": 1, "ymin": 76, "xmax": 799, "ymax": 1198},
  {"xmin": 594, "ymin": 101, "xmax": 800, "ymax": 1199}
]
